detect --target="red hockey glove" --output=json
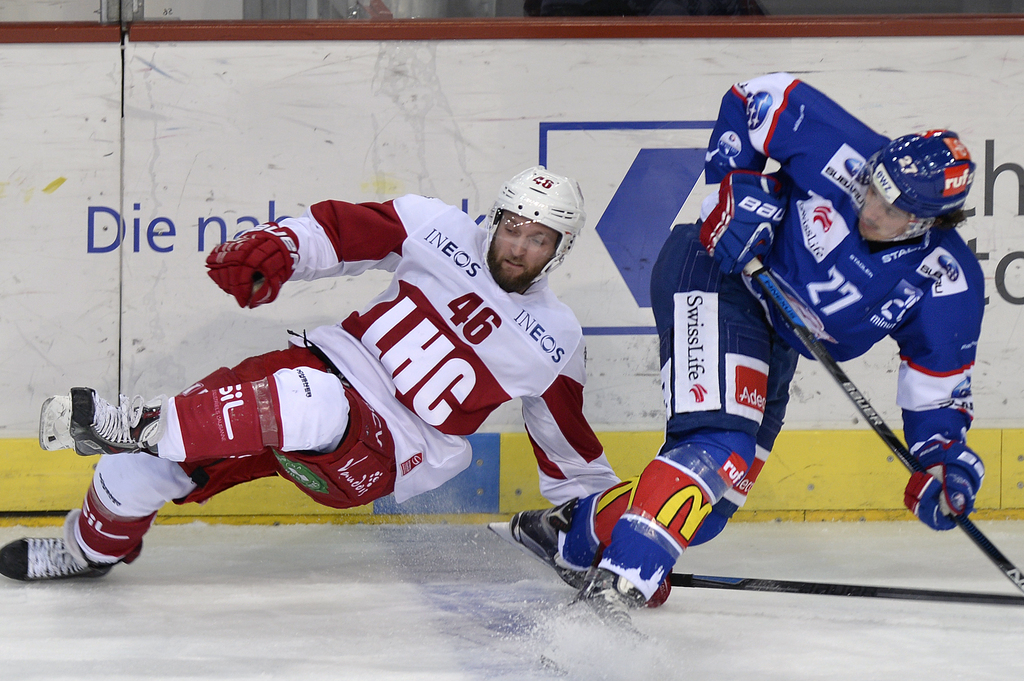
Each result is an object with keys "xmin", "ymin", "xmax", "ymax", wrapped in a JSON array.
[
  {"xmin": 903, "ymin": 440, "xmax": 984, "ymax": 531},
  {"xmin": 699, "ymin": 171, "xmax": 785, "ymax": 274},
  {"xmin": 205, "ymin": 225, "xmax": 298, "ymax": 308}
]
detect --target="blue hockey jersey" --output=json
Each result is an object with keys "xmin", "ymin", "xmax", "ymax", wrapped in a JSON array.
[{"xmin": 704, "ymin": 72, "xmax": 984, "ymax": 453}]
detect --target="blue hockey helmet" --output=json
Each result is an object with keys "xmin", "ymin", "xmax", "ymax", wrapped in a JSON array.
[{"xmin": 868, "ymin": 130, "xmax": 975, "ymax": 220}]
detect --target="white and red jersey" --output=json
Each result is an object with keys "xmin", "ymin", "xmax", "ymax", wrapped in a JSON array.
[{"xmin": 276, "ymin": 194, "xmax": 618, "ymax": 503}]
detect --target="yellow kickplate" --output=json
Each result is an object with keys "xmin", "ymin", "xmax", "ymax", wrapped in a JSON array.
[{"xmin": 1, "ymin": 427, "xmax": 1019, "ymax": 523}]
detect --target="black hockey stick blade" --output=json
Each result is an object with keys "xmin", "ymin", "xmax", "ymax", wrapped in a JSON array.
[
  {"xmin": 670, "ymin": 572, "xmax": 1024, "ymax": 606},
  {"xmin": 742, "ymin": 257, "xmax": 1024, "ymax": 596}
]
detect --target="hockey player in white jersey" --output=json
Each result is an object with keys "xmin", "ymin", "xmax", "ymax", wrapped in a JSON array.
[
  {"xmin": 492, "ymin": 73, "xmax": 986, "ymax": 619},
  {"xmin": 0, "ymin": 166, "xmax": 619, "ymax": 582}
]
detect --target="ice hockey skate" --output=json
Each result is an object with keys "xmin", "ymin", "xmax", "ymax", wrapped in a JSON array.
[
  {"xmin": 39, "ymin": 387, "xmax": 165, "ymax": 457},
  {"xmin": 572, "ymin": 566, "xmax": 647, "ymax": 628},
  {"xmin": 0, "ymin": 538, "xmax": 112, "ymax": 581},
  {"xmin": 488, "ymin": 498, "xmax": 587, "ymax": 589},
  {"xmin": 0, "ymin": 512, "xmax": 112, "ymax": 581}
]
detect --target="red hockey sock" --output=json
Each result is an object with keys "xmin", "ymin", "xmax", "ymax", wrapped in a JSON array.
[
  {"xmin": 76, "ymin": 484, "xmax": 156, "ymax": 564},
  {"xmin": 592, "ymin": 477, "xmax": 638, "ymax": 546}
]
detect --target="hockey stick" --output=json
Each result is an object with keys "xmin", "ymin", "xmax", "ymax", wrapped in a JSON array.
[
  {"xmin": 742, "ymin": 257, "xmax": 1024, "ymax": 596},
  {"xmin": 669, "ymin": 572, "xmax": 1024, "ymax": 606}
]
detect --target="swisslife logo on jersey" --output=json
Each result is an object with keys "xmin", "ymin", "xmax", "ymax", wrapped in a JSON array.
[
  {"xmin": 796, "ymin": 195, "xmax": 850, "ymax": 263},
  {"xmin": 724, "ymin": 354, "xmax": 769, "ymax": 424}
]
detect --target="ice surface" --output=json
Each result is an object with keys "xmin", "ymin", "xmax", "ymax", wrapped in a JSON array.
[{"xmin": 1, "ymin": 519, "xmax": 1023, "ymax": 680}]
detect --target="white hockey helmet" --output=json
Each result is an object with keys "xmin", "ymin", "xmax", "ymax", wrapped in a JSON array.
[{"xmin": 486, "ymin": 166, "xmax": 587, "ymax": 278}]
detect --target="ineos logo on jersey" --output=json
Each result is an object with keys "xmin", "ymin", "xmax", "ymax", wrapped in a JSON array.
[
  {"xmin": 424, "ymin": 229, "xmax": 482, "ymax": 277},
  {"xmin": 514, "ymin": 309, "xmax": 566, "ymax": 363},
  {"xmin": 219, "ymin": 384, "xmax": 245, "ymax": 440}
]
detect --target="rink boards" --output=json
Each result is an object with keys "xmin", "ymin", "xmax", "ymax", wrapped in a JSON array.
[
  {"xmin": 3, "ymin": 427, "xmax": 1024, "ymax": 522},
  {"xmin": 3, "ymin": 25, "xmax": 1024, "ymax": 519}
]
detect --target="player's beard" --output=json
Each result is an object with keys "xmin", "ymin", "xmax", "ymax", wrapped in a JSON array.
[{"xmin": 486, "ymin": 239, "xmax": 545, "ymax": 294}]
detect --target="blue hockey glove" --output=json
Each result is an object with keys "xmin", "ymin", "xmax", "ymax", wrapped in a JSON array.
[
  {"xmin": 699, "ymin": 171, "xmax": 786, "ymax": 274},
  {"xmin": 904, "ymin": 440, "xmax": 985, "ymax": 531}
]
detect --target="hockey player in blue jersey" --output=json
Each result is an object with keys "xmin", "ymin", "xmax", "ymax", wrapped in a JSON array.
[{"xmin": 490, "ymin": 72, "xmax": 985, "ymax": 619}]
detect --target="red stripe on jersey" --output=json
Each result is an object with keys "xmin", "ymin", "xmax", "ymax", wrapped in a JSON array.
[
  {"xmin": 541, "ymin": 375, "xmax": 605, "ymax": 464},
  {"xmin": 527, "ymin": 428, "xmax": 568, "ymax": 481},
  {"xmin": 763, "ymin": 78, "xmax": 800, "ymax": 158},
  {"xmin": 310, "ymin": 199, "xmax": 406, "ymax": 262},
  {"xmin": 899, "ymin": 355, "xmax": 974, "ymax": 378}
]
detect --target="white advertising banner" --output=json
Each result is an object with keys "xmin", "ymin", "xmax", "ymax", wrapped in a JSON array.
[
  {"xmin": 6, "ymin": 35, "xmax": 1024, "ymax": 436},
  {"xmin": 0, "ymin": 43, "xmax": 122, "ymax": 435}
]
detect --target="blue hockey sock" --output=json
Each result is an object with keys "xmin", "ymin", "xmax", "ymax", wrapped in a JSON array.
[
  {"xmin": 560, "ymin": 492, "xmax": 600, "ymax": 571},
  {"xmin": 598, "ymin": 513, "xmax": 680, "ymax": 601}
]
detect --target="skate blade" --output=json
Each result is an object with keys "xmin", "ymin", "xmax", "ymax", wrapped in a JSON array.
[
  {"xmin": 487, "ymin": 521, "xmax": 514, "ymax": 544},
  {"xmin": 488, "ymin": 521, "xmax": 551, "ymax": 567},
  {"xmin": 38, "ymin": 395, "xmax": 74, "ymax": 451},
  {"xmin": 488, "ymin": 521, "xmax": 589, "ymax": 589}
]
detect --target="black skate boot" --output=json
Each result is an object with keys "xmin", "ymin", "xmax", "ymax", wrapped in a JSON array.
[
  {"xmin": 573, "ymin": 566, "xmax": 647, "ymax": 627},
  {"xmin": 0, "ymin": 511, "xmax": 113, "ymax": 581},
  {"xmin": 39, "ymin": 387, "xmax": 165, "ymax": 457},
  {"xmin": 488, "ymin": 498, "xmax": 587, "ymax": 588}
]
